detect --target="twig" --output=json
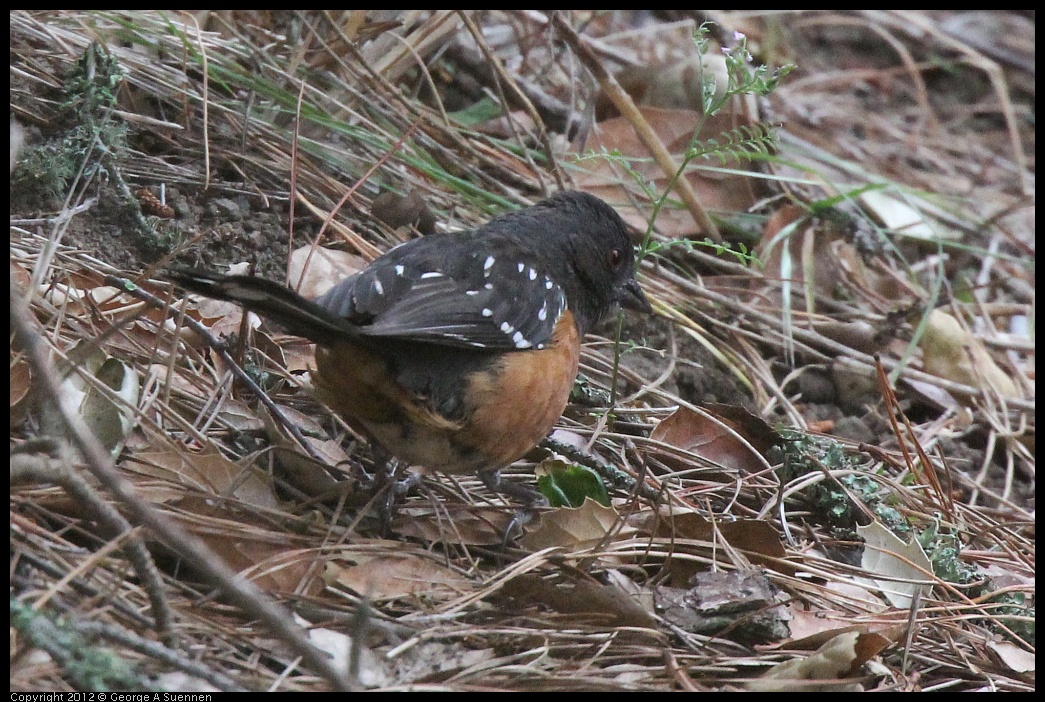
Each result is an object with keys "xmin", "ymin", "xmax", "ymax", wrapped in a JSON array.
[
  {"xmin": 456, "ymin": 11, "xmax": 563, "ymax": 193},
  {"xmin": 550, "ymin": 12, "xmax": 720, "ymax": 241},
  {"xmin": 105, "ymin": 274, "xmax": 328, "ymax": 463},
  {"xmin": 12, "ymin": 450, "xmax": 176, "ymax": 646},
  {"xmin": 80, "ymin": 618, "xmax": 246, "ymax": 691},
  {"xmin": 11, "ymin": 280, "xmax": 353, "ymax": 691}
]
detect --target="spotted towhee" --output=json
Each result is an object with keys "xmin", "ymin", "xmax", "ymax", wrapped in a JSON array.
[{"xmin": 169, "ymin": 190, "xmax": 651, "ymax": 498}]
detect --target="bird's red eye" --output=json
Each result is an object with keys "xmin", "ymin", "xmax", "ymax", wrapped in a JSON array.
[{"xmin": 608, "ymin": 249, "xmax": 623, "ymax": 268}]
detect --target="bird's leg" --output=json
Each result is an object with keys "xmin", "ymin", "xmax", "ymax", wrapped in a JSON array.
[
  {"xmin": 366, "ymin": 446, "xmax": 420, "ymax": 534},
  {"xmin": 478, "ymin": 467, "xmax": 550, "ymax": 546},
  {"xmin": 478, "ymin": 467, "xmax": 548, "ymax": 506}
]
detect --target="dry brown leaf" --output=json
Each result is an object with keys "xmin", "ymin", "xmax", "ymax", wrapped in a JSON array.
[
  {"xmin": 370, "ymin": 189, "xmax": 437, "ymax": 235},
  {"xmin": 260, "ymin": 409, "xmax": 362, "ymax": 503},
  {"xmin": 520, "ymin": 497, "xmax": 627, "ymax": 553},
  {"xmin": 595, "ymin": 52, "xmax": 738, "ymax": 120},
  {"xmin": 329, "ymin": 553, "xmax": 472, "ymax": 602},
  {"xmin": 497, "ymin": 573, "xmax": 657, "ymax": 628},
  {"xmin": 174, "ymin": 261, "xmax": 255, "ymax": 341},
  {"xmin": 630, "ymin": 507, "xmax": 792, "ymax": 581},
  {"xmin": 703, "ymin": 402, "xmax": 782, "ymax": 456},
  {"xmin": 576, "ymin": 105, "xmax": 761, "ymax": 238},
  {"xmin": 392, "ymin": 505, "xmax": 514, "ymax": 546},
  {"xmin": 10, "ymin": 351, "xmax": 32, "ymax": 427},
  {"xmin": 261, "ymin": 401, "xmax": 349, "ymax": 466},
  {"xmin": 781, "ymin": 614, "xmax": 905, "ymax": 652},
  {"xmin": 648, "ymin": 405, "xmax": 770, "ymax": 476},
  {"xmin": 152, "ymin": 358, "xmax": 260, "ymax": 435},
  {"xmin": 288, "ymin": 245, "xmax": 367, "ymax": 299},
  {"xmin": 812, "ymin": 320, "xmax": 881, "ymax": 355},
  {"xmin": 281, "ymin": 340, "xmax": 319, "ymax": 374},
  {"xmin": 39, "ymin": 272, "xmax": 144, "ymax": 319},
  {"xmin": 126, "ymin": 442, "xmax": 279, "ymax": 511},
  {"xmin": 269, "ymin": 403, "xmax": 327, "ymax": 437},
  {"xmin": 178, "ymin": 505, "xmax": 320, "ymax": 595}
]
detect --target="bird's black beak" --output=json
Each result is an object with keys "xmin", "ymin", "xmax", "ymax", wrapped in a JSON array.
[{"xmin": 618, "ymin": 278, "xmax": 653, "ymax": 314}]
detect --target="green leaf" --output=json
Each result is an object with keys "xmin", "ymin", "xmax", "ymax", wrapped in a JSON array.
[{"xmin": 536, "ymin": 460, "xmax": 610, "ymax": 508}]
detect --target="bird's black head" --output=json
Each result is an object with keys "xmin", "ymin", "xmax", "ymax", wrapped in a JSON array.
[{"xmin": 518, "ymin": 191, "xmax": 652, "ymax": 335}]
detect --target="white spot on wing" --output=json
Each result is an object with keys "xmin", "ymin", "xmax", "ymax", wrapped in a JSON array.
[
  {"xmin": 420, "ymin": 271, "xmax": 443, "ymax": 279},
  {"xmin": 528, "ymin": 267, "xmax": 537, "ymax": 280},
  {"xmin": 538, "ymin": 302, "xmax": 548, "ymax": 321},
  {"xmin": 373, "ymin": 279, "xmax": 384, "ymax": 295},
  {"xmin": 500, "ymin": 322, "xmax": 513, "ymax": 334},
  {"xmin": 484, "ymin": 256, "xmax": 495, "ymax": 271},
  {"xmin": 512, "ymin": 331, "xmax": 531, "ymax": 348},
  {"xmin": 394, "ymin": 264, "xmax": 405, "ymax": 276},
  {"xmin": 517, "ymin": 262, "xmax": 525, "ymax": 273},
  {"xmin": 482, "ymin": 308, "xmax": 493, "ymax": 317}
]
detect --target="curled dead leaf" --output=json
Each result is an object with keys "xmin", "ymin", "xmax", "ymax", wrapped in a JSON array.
[
  {"xmin": 748, "ymin": 629, "xmax": 893, "ymax": 691},
  {"xmin": 919, "ymin": 309, "xmax": 1021, "ymax": 399},
  {"xmin": 39, "ymin": 341, "xmax": 140, "ymax": 457}
]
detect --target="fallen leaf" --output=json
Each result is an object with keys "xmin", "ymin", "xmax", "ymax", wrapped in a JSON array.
[
  {"xmin": 179, "ymin": 506, "xmax": 320, "ymax": 595},
  {"xmin": 856, "ymin": 521, "xmax": 934, "ymax": 609},
  {"xmin": 919, "ymin": 309, "xmax": 1021, "ymax": 399},
  {"xmin": 535, "ymin": 459, "xmax": 610, "ymax": 507},
  {"xmin": 987, "ymin": 640, "xmax": 1035, "ymax": 673},
  {"xmin": 859, "ymin": 189, "xmax": 942, "ymax": 241},
  {"xmin": 10, "ymin": 351, "xmax": 32, "ymax": 426},
  {"xmin": 595, "ymin": 52, "xmax": 738, "ymax": 120},
  {"xmin": 576, "ymin": 105, "xmax": 762, "ymax": 238},
  {"xmin": 370, "ymin": 189, "xmax": 437, "ymax": 235},
  {"xmin": 392, "ymin": 505, "xmax": 514, "ymax": 546},
  {"xmin": 39, "ymin": 341, "xmax": 140, "ymax": 457},
  {"xmin": 126, "ymin": 443, "xmax": 279, "ymax": 511},
  {"xmin": 657, "ymin": 570, "xmax": 790, "ymax": 643},
  {"xmin": 747, "ymin": 629, "xmax": 891, "ymax": 691},
  {"xmin": 387, "ymin": 640, "xmax": 496, "ymax": 686},
  {"xmin": 648, "ymin": 405, "xmax": 771, "ymax": 476},
  {"xmin": 497, "ymin": 573, "xmax": 656, "ymax": 628},
  {"xmin": 630, "ymin": 507, "xmax": 792, "ymax": 581},
  {"xmin": 520, "ymin": 497, "xmax": 627, "ymax": 553},
  {"xmin": 288, "ymin": 245, "xmax": 366, "ymax": 299},
  {"xmin": 780, "ymin": 615, "xmax": 904, "ymax": 651},
  {"xmin": 329, "ymin": 553, "xmax": 471, "ymax": 602}
]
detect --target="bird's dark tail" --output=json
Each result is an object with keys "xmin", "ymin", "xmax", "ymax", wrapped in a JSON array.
[{"xmin": 167, "ymin": 267, "xmax": 354, "ymax": 345}]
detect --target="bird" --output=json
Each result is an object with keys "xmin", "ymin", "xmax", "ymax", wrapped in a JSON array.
[{"xmin": 169, "ymin": 190, "xmax": 652, "ymax": 500}]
